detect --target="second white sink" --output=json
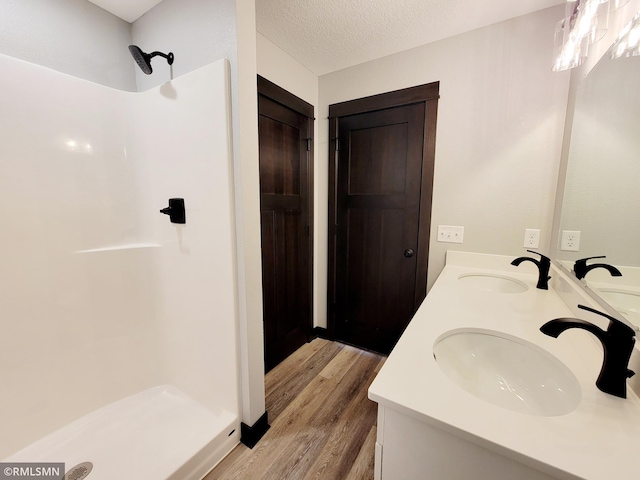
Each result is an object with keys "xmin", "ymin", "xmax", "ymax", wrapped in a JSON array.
[
  {"xmin": 458, "ymin": 273, "xmax": 528, "ymax": 293},
  {"xmin": 596, "ymin": 288, "xmax": 640, "ymax": 326},
  {"xmin": 433, "ymin": 329, "xmax": 581, "ymax": 417}
]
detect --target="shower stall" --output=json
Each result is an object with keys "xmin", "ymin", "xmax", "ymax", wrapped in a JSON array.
[{"xmin": 0, "ymin": 53, "xmax": 240, "ymax": 479}]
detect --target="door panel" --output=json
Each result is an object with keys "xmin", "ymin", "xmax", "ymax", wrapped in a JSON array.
[
  {"xmin": 258, "ymin": 91, "xmax": 312, "ymax": 372},
  {"xmin": 259, "ymin": 115, "xmax": 301, "ymax": 195},
  {"xmin": 344, "ymin": 208, "xmax": 415, "ymax": 328},
  {"xmin": 335, "ymin": 103, "xmax": 426, "ymax": 353},
  {"xmin": 348, "ymin": 123, "xmax": 408, "ymax": 195},
  {"xmin": 261, "ymin": 210, "xmax": 277, "ymax": 348}
]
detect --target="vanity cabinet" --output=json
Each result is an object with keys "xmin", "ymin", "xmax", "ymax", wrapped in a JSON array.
[{"xmin": 375, "ymin": 406, "xmax": 560, "ymax": 480}]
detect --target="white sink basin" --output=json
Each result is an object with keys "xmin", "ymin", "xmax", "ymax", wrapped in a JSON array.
[
  {"xmin": 433, "ymin": 329, "xmax": 581, "ymax": 417},
  {"xmin": 596, "ymin": 289, "xmax": 640, "ymax": 326},
  {"xmin": 458, "ymin": 273, "xmax": 528, "ymax": 293}
]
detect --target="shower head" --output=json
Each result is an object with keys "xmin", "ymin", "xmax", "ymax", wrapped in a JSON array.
[{"xmin": 128, "ymin": 45, "xmax": 174, "ymax": 75}]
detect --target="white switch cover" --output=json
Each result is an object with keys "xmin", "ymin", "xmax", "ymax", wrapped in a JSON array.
[
  {"xmin": 561, "ymin": 230, "xmax": 581, "ymax": 251},
  {"xmin": 437, "ymin": 225, "xmax": 464, "ymax": 244},
  {"xmin": 523, "ymin": 229, "xmax": 540, "ymax": 248}
]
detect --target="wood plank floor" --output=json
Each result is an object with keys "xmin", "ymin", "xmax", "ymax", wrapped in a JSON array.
[{"xmin": 205, "ymin": 338, "xmax": 385, "ymax": 480}]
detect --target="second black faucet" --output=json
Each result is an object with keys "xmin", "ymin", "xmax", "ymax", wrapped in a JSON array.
[
  {"xmin": 511, "ymin": 250, "xmax": 551, "ymax": 290},
  {"xmin": 573, "ymin": 255, "xmax": 622, "ymax": 280}
]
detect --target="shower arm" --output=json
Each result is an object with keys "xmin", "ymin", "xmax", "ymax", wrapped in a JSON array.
[{"xmin": 149, "ymin": 51, "xmax": 174, "ymax": 65}]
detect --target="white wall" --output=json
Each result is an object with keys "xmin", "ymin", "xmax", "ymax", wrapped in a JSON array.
[
  {"xmin": 256, "ymin": 33, "xmax": 318, "ymax": 105},
  {"xmin": 0, "ymin": 0, "xmax": 136, "ymax": 91},
  {"xmin": 315, "ymin": 6, "xmax": 571, "ymax": 328},
  {"xmin": 233, "ymin": 0, "xmax": 265, "ymax": 427},
  {"xmin": 0, "ymin": 53, "xmax": 239, "ymax": 459}
]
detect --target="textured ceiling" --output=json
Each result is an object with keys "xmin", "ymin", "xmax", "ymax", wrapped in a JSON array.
[
  {"xmin": 86, "ymin": 0, "xmax": 564, "ymax": 74},
  {"xmin": 256, "ymin": 0, "xmax": 565, "ymax": 75}
]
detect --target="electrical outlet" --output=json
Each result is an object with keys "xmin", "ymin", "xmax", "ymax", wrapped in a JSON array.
[
  {"xmin": 561, "ymin": 230, "xmax": 581, "ymax": 251},
  {"xmin": 437, "ymin": 225, "xmax": 464, "ymax": 244},
  {"xmin": 523, "ymin": 228, "xmax": 541, "ymax": 249}
]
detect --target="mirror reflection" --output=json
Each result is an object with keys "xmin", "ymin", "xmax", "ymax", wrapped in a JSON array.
[{"xmin": 557, "ymin": 37, "xmax": 640, "ymax": 327}]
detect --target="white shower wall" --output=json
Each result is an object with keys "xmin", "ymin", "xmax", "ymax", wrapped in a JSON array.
[
  {"xmin": 0, "ymin": 53, "xmax": 239, "ymax": 459},
  {"xmin": 129, "ymin": 61, "xmax": 240, "ymax": 412}
]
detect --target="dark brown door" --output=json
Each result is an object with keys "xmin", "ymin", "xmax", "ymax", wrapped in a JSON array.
[
  {"xmin": 328, "ymin": 84, "xmax": 438, "ymax": 354},
  {"xmin": 258, "ymin": 77, "xmax": 314, "ymax": 372}
]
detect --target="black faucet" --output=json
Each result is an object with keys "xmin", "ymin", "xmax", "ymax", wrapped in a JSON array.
[
  {"xmin": 574, "ymin": 256, "xmax": 622, "ymax": 280},
  {"xmin": 540, "ymin": 304, "xmax": 636, "ymax": 398},
  {"xmin": 511, "ymin": 250, "xmax": 551, "ymax": 290}
]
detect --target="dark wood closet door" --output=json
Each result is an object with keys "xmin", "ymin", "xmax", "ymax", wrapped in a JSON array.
[
  {"xmin": 258, "ymin": 90, "xmax": 312, "ymax": 372},
  {"xmin": 329, "ymin": 82, "xmax": 439, "ymax": 355},
  {"xmin": 334, "ymin": 104, "xmax": 425, "ymax": 353}
]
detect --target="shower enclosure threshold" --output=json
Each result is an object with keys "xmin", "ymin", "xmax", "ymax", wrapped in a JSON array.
[{"xmin": 5, "ymin": 385, "xmax": 238, "ymax": 480}]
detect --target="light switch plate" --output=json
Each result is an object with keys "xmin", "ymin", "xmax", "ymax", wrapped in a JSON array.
[{"xmin": 437, "ymin": 225, "xmax": 464, "ymax": 244}]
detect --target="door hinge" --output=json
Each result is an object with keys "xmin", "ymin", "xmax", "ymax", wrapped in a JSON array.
[{"xmin": 306, "ymin": 138, "xmax": 311, "ymax": 151}]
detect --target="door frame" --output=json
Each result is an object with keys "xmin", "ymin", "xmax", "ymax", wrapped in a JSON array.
[
  {"xmin": 327, "ymin": 82, "xmax": 439, "ymax": 339},
  {"xmin": 257, "ymin": 75, "xmax": 315, "ymax": 357}
]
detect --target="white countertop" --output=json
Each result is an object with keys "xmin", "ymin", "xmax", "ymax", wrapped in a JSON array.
[{"xmin": 368, "ymin": 251, "xmax": 640, "ymax": 480}]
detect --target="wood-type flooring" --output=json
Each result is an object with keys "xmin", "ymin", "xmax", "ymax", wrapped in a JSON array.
[{"xmin": 205, "ymin": 338, "xmax": 385, "ymax": 480}]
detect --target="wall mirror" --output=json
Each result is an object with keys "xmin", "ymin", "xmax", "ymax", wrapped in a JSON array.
[{"xmin": 554, "ymin": 21, "xmax": 640, "ymax": 328}]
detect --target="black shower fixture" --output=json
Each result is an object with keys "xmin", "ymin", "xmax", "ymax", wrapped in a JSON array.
[
  {"xmin": 128, "ymin": 45, "xmax": 174, "ymax": 75},
  {"xmin": 160, "ymin": 198, "xmax": 186, "ymax": 224}
]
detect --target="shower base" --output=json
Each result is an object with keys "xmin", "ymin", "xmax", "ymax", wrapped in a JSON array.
[{"xmin": 5, "ymin": 385, "xmax": 238, "ymax": 480}]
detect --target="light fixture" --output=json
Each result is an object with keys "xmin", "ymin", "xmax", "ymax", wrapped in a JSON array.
[
  {"xmin": 610, "ymin": 10, "xmax": 640, "ymax": 58},
  {"xmin": 553, "ymin": 16, "xmax": 589, "ymax": 71},
  {"xmin": 552, "ymin": 0, "xmax": 612, "ymax": 71},
  {"xmin": 610, "ymin": 0, "xmax": 631, "ymax": 10}
]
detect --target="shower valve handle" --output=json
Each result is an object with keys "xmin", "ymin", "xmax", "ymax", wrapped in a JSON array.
[{"xmin": 160, "ymin": 198, "xmax": 186, "ymax": 224}]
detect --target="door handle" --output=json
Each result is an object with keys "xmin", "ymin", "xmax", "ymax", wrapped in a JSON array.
[{"xmin": 404, "ymin": 249, "xmax": 415, "ymax": 258}]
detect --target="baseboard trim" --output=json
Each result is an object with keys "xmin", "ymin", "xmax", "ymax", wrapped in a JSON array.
[
  {"xmin": 240, "ymin": 411, "xmax": 270, "ymax": 449},
  {"xmin": 312, "ymin": 326, "xmax": 331, "ymax": 340}
]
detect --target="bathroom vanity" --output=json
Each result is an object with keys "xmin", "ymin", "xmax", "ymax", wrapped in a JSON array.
[{"xmin": 368, "ymin": 251, "xmax": 640, "ymax": 480}]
